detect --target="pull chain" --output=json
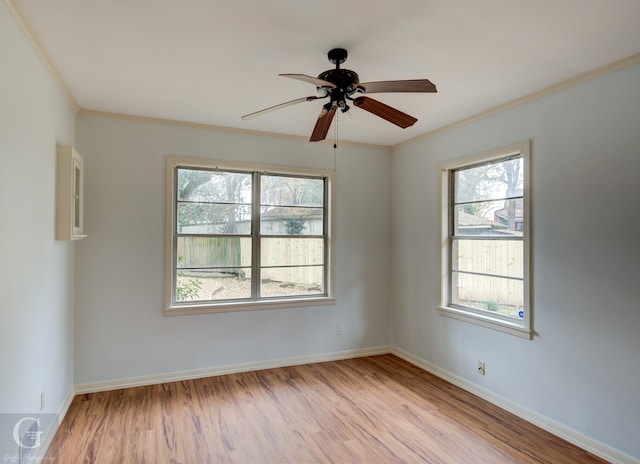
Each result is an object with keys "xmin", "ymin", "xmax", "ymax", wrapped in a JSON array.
[
  {"xmin": 334, "ymin": 111, "xmax": 339, "ymax": 149},
  {"xmin": 333, "ymin": 111, "xmax": 339, "ymax": 169}
]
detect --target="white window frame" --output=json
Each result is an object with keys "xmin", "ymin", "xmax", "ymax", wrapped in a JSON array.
[
  {"xmin": 165, "ymin": 156, "xmax": 336, "ymax": 316},
  {"xmin": 438, "ymin": 141, "xmax": 532, "ymax": 339}
]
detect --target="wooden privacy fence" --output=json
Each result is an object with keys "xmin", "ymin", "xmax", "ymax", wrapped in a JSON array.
[
  {"xmin": 178, "ymin": 236, "xmax": 246, "ymax": 268},
  {"xmin": 454, "ymin": 239, "xmax": 524, "ymax": 307},
  {"xmin": 259, "ymin": 237, "xmax": 324, "ymax": 285},
  {"xmin": 177, "ymin": 236, "xmax": 323, "ymax": 286}
]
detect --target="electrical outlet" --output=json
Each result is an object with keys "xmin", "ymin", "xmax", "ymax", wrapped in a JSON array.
[
  {"xmin": 477, "ymin": 361, "xmax": 486, "ymax": 376},
  {"xmin": 40, "ymin": 391, "xmax": 46, "ymax": 411},
  {"xmin": 337, "ymin": 324, "xmax": 343, "ymax": 335}
]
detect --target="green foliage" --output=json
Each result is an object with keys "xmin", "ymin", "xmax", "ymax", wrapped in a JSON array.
[
  {"xmin": 460, "ymin": 203, "xmax": 481, "ymax": 216},
  {"xmin": 284, "ymin": 218, "xmax": 306, "ymax": 235},
  {"xmin": 483, "ymin": 300, "xmax": 499, "ymax": 312},
  {"xmin": 229, "ymin": 269, "xmax": 246, "ymax": 280},
  {"xmin": 176, "ymin": 255, "xmax": 202, "ymax": 301},
  {"xmin": 177, "ymin": 278, "xmax": 202, "ymax": 301}
]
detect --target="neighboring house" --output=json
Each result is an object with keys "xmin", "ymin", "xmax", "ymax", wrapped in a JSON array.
[
  {"xmin": 456, "ymin": 210, "xmax": 495, "ymax": 235},
  {"xmin": 493, "ymin": 198, "xmax": 524, "ymax": 232}
]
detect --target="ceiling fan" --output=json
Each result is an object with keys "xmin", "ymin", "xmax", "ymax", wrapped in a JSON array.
[{"xmin": 241, "ymin": 48, "xmax": 437, "ymax": 142}]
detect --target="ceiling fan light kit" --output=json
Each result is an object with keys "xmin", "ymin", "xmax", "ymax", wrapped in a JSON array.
[{"xmin": 242, "ymin": 48, "xmax": 437, "ymax": 142}]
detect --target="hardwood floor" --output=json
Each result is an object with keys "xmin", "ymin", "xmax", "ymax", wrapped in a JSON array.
[{"xmin": 45, "ymin": 355, "xmax": 607, "ymax": 463}]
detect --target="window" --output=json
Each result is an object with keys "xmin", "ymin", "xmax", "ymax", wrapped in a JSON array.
[
  {"xmin": 439, "ymin": 141, "xmax": 531, "ymax": 338},
  {"xmin": 165, "ymin": 157, "xmax": 335, "ymax": 315}
]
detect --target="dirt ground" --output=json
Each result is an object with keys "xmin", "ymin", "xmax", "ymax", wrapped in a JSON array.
[{"xmin": 177, "ymin": 275, "xmax": 322, "ymax": 301}]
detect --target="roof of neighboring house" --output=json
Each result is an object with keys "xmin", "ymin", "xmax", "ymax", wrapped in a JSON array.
[
  {"xmin": 493, "ymin": 198, "xmax": 524, "ymax": 221},
  {"xmin": 494, "ymin": 209, "xmax": 524, "ymax": 221},
  {"xmin": 457, "ymin": 211, "xmax": 495, "ymax": 227},
  {"xmin": 261, "ymin": 206, "xmax": 324, "ymax": 219}
]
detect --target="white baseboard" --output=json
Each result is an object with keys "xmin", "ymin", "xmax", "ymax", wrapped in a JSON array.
[
  {"xmin": 75, "ymin": 345, "xmax": 393, "ymax": 394},
  {"xmin": 57, "ymin": 385, "xmax": 75, "ymax": 423},
  {"xmin": 390, "ymin": 346, "xmax": 639, "ymax": 464},
  {"xmin": 30, "ymin": 385, "xmax": 75, "ymax": 462}
]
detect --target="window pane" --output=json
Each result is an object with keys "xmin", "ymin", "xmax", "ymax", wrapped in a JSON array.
[
  {"xmin": 453, "ymin": 239, "xmax": 523, "ymax": 278},
  {"xmin": 260, "ymin": 206, "xmax": 324, "ymax": 235},
  {"xmin": 178, "ymin": 203, "xmax": 251, "ymax": 234},
  {"xmin": 261, "ymin": 175, "xmax": 324, "ymax": 207},
  {"xmin": 261, "ymin": 237, "xmax": 324, "ymax": 266},
  {"xmin": 176, "ymin": 269, "xmax": 251, "ymax": 302},
  {"xmin": 177, "ymin": 169, "xmax": 251, "ymax": 203},
  {"xmin": 454, "ymin": 199, "xmax": 523, "ymax": 237},
  {"xmin": 452, "ymin": 271, "xmax": 523, "ymax": 318},
  {"xmin": 261, "ymin": 266, "xmax": 324, "ymax": 297},
  {"xmin": 177, "ymin": 237, "xmax": 251, "ymax": 268},
  {"xmin": 74, "ymin": 165, "xmax": 81, "ymax": 228},
  {"xmin": 454, "ymin": 157, "xmax": 523, "ymax": 203}
]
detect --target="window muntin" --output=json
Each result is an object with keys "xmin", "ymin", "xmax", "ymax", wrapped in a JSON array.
[
  {"xmin": 440, "ymin": 141, "xmax": 530, "ymax": 338},
  {"xmin": 167, "ymin": 158, "xmax": 333, "ymax": 313}
]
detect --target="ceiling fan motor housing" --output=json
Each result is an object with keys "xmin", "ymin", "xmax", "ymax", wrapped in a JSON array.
[
  {"xmin": 317, "ymin": 69, "xmax": 360, "ymax": 93},
  {"xmin": 317, "ymin": 69, "xmax": 360, "ymax": 111},
  {"xmin": 318, "ymin": 48, "xmax": 363, "ymax": 108}
]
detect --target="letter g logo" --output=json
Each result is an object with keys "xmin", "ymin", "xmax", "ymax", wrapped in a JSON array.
[{"xmin": 12, "ymin": 417, "xmax": 43, "ymax": 449}]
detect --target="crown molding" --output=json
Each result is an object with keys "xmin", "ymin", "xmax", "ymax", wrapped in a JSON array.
[
  {"xmin": 396, "ymin": 52, "xmax": 640, "ymax": 149},
  {"xmin": 4, "ymin": 0, "xmax": 80, "ymax": 113},
  {"xmin": 78, "ymin": 109, "xmax": 389, "ymax": 150}
]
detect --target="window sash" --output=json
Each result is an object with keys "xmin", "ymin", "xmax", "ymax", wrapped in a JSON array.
[
  {"xmin": 438, "ymin": 140, "xmax": 531, "ymax": 339},
  {"xmin": 448, "ymin": 158, "xmax": 522, "ymax": 318},
  {"xmin": 171, "ymin": 165, "xmax": 329, "ymax": 306}
]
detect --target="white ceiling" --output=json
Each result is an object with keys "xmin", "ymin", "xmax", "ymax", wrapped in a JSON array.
[{"xmin": 11, "ymin": 0, "xmax": 640, "ymax": 146}]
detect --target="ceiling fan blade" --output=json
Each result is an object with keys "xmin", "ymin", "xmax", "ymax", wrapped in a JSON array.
[
  {"xmin": 353, "ymin": 96, "xmax": 417, "ymax": 129},
  {"xmin": 241, "ymin": 96, "xmax": 321, "ymax": 120},
  {"xmin": 310, "ymin": 106, "xmax": 337, "ymax": 142},
  {"xmin": 280, "ymin": 74, "xmax": 336, "ymax": 89},
  {"xmin": 357, "ymin": 79, "xmax": 437, "ymax": 94}
]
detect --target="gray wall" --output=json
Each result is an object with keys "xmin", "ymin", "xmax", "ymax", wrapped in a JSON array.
[
  {"xmin": 74, "ymin": 115, "xmax": 392, "ymax": 384},
  {"xmin": 391, "ymin": 62, "xmax": 640, "ymax": 459},
  {"xmin": 0, "ymin": 2, "xmax": 76, "ymax": 417}
]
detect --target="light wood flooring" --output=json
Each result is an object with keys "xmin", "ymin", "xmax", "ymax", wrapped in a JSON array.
[{"xmin": 44, "ymin": 354, "xmax": 607, "ymax": 463}]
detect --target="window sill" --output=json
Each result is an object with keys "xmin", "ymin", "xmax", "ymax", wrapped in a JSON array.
[
  {"xmin": 437, "ymin": 306, "xmax": 532, "ymax": 339},
  {"xmin": 165, "ymin": 296, "xmax": 336, "ymax": 316}
]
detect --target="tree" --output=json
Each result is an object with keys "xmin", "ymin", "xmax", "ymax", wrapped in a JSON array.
[
  {"xmin": 177, "ymin": 169, "xmax": 251, "ymax": 233},
  {"xmin": 284, "ymin": 218, "xmax": 306, "ymax": 235},
  {"xmin": 260, "ymin": 175, "xmax": 323, "ymax": 207},
  {"xmin": 455, "ymin": 157, "xmax": 522, "ymax": 230},
  {"xmin": 501, "ymin": 158, "xmax": 521, "ymax": 230}
]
